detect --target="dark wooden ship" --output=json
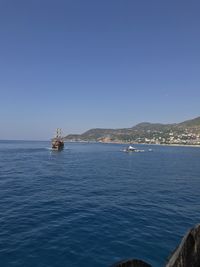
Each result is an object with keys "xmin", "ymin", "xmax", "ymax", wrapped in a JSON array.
[{"xmin": 52, "ymin": 128, "xmax": 64, "ymax": 151}]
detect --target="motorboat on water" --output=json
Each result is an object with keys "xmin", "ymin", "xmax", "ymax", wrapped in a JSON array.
[
  {"xmin": 123, "ymin": 145, "xmax": 144, "ymax": 153},
  {"xmin": 125, "ymin": 145, "xmax": 137, "ymax": 152},
  {"xmin": 51, "ymin": 128, "xmax": 64, "ymax": 151}
]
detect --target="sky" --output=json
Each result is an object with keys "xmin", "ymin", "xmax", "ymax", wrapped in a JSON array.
[{"xmin": 0, "ymin": 0, "xmax": 200, "ymax": 140}]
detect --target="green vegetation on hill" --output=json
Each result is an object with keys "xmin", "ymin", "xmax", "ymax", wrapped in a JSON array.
[{"xmin": 64, "ymin": 116, "xmax": 200, "ymax": 145}]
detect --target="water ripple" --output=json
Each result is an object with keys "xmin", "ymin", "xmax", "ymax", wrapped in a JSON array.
[{"xmin": 0, "ymin": 141, "xmax": 200, "ymax": 267}]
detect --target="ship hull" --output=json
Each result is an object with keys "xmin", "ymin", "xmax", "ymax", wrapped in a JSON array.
[{"xmin": 51, "ymin": 140, "xmax": 64, "ymax": 151}]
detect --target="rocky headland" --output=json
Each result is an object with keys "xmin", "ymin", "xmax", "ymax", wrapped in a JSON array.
[{"xmin": 65, "ymin": 117, "xmax": 200, "ymax": 146}]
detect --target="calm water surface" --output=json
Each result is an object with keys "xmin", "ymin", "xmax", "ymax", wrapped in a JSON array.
[{"xmin": 0, "ymin": 141, "xmax": 200, "ymax": 267}]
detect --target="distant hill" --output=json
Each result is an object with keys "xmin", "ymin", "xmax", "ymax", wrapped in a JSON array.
[
  {"xmin": 179, "ymin": 117, "xmax": 200, "ymax": 127},
  {"xmin": 64, "ymin": 116, "xmax": 200, "ymax": 145},
  {"xmin": 132, "ymin": 122, "xmax": 174, "ymax": 131}
]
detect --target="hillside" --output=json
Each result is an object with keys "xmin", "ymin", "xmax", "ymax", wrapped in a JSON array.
[
  {"xmin": 179, "ymin": 116, "xmax": 200, "ymax": 127},
  {"xmin": 64, "ymin": 116, "xmax": 200, "ymax": 145}
]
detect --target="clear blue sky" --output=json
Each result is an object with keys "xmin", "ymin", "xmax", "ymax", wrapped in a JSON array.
[{"xmin": 0, "ymin": 0, "xmax": 200, "ymax": 140}]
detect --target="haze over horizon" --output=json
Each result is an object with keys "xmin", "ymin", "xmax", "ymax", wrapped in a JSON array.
[{"xmin": 0, "ymin": 1, "xmax": 200, "ymax": 140}]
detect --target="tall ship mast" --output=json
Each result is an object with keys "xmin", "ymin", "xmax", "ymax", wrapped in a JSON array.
[{"xmin": 51, "ymin": 128, "xmax": 64, "ymax": 151}]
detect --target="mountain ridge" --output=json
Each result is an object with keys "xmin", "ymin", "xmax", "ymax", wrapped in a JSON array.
[{"xmin": 64, "ymin": 116, "xmax": 200, "ymax": 145}]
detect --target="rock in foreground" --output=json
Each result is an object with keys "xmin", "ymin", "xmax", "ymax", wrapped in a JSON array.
[
  {"xmin": 111, "ymin": 223, "xmax": 200, "ymax": 267},
  {"xmin": 110, "ymin": 259, "xmax": 152, "ymax": 267},
  {"xmin": 166, "ymin": 223, "xmax": 200, "ymax": 267}
]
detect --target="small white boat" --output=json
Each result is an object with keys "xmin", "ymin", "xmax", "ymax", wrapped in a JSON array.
[
  {"xmin": 123, "ymin": 145, "xmax": 145, "ymax": 153},
  {"xmin": 127, "ymin": 145, "xmax": 136, "ymax": 151}
]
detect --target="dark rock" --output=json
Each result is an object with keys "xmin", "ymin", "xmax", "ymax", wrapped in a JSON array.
[
  {"xmin": 110, "ymin": 223, "xmax": 200, "ymax": 267},
  {"xmin": 110, "ymin": 259, "xmax": 152, "ymax": 267},
  {"xmin": 166, "ymin": 223, "xmax": 200, "ymax": 267}
]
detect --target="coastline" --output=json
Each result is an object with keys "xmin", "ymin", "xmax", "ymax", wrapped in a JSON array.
[{"xmin": 65, "ymin": 140, "xmax": 200, "ymax": 148}]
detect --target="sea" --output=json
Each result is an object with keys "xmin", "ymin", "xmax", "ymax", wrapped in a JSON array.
[{"xmin": 0, "ymin": 141, "xmax": 200, "ymax": 267}]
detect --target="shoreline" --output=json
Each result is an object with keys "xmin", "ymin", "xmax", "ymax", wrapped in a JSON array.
[{"xmin": 65, "ymin": 140, "xmax": 200, "ymax": 148}]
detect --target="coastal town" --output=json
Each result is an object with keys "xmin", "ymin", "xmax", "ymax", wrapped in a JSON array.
[
  {"xmin": 126, "ymin": 130, "xmax": 200, "ymax": 146},
  {"xmin": 97, "ymin": 130, "xmax": 200, "ymax": 146},
  {"xmin": 65, "ymin": 116, "xmax": 200, "ymax": 146}
]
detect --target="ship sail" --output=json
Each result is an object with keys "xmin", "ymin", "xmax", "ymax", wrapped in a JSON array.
[{"xmin": 52, "ymin": 128, "xmax": 64, "ymax": 150}]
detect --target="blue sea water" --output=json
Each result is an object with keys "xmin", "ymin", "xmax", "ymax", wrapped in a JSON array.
[{"xmin": 0, "ymin": 141, "xmax": 200, "ymax": 267}]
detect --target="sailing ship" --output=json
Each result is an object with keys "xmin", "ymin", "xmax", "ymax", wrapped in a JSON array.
[{"xmin": 51, "ymin": 128, "xmax": 64, "ymax": 151}]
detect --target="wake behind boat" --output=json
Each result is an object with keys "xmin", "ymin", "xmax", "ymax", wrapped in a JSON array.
[
  {"xmin": 123, "ymin": 145, "xmax": 144, "ymax": 153},
  {"xmin": 51, "ymin": 128, "xmax": 64, "ymax": 151}
]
